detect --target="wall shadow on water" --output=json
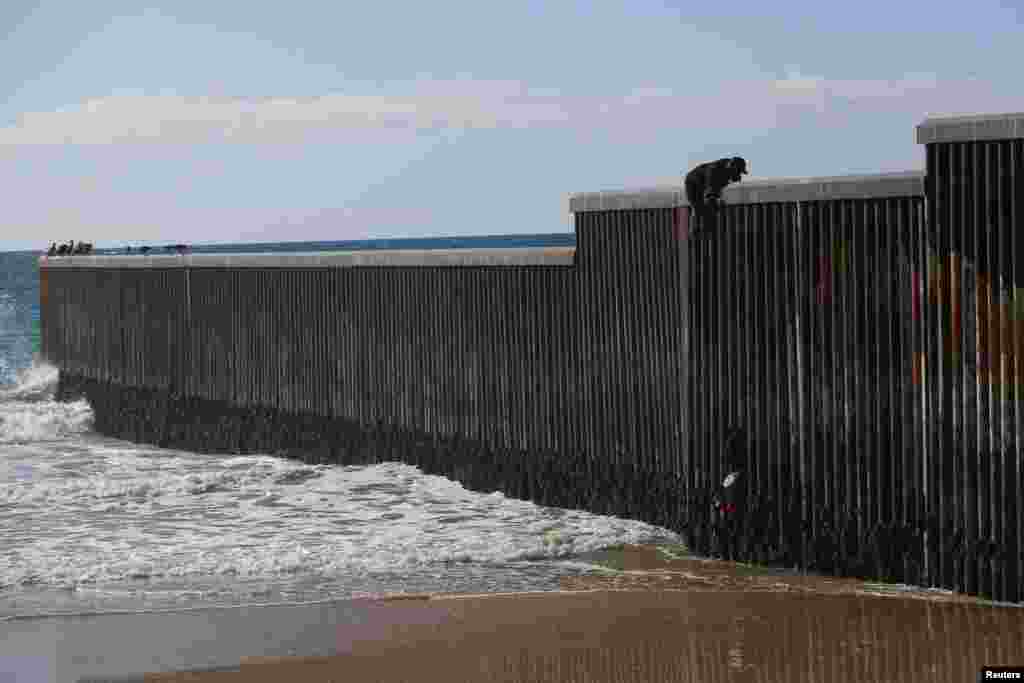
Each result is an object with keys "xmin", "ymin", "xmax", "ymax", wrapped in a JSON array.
[{"xmin": 57, "ymin": 373, "xmax": 690, "ymax": 535}]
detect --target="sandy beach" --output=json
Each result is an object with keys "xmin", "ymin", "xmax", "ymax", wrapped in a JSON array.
[{"xmin": 7, "ymin": 545, "xmax": 1023, "ymax": 682}]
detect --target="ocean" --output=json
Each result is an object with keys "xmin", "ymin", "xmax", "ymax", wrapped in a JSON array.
[{"xmin": 0, "ymin": 236, "xmax": 683, "ymax": 622}]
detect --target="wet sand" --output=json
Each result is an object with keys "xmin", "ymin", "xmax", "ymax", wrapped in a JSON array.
[
  {"xmin": 559, "ymin": 544, "xmax": 1005, "ymax": 604},
  {"xmin": 139, "ymin": 592, "xmax": 1024, "ymax": 683},
  {"xmin": 11, "ymin": 545, "xmax": 1024, "ymax": 682}
]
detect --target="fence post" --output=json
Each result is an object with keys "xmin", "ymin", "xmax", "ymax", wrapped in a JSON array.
[
  {"xmin": 921, "ymin": 190, "xmax": 932, "ymax": 587},
  {"xmin": 678, "ymin": 206, "xmax": 691, "ymax": 494},
  {"xmin": 792, "ymin": 200, "xmax": 810, "ymax": 566}
]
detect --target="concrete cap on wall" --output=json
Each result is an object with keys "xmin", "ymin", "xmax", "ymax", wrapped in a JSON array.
[
  {"xmin": 568, "ymin": 171, "xmax": 924, "ymax": 213},
  {"xmin": 38, "ymin": 247, "xmax": 576, "ymax": 269},
  {"xmin": 916, "ymin": 112, "xmax": 1024, "ymax": 144}
]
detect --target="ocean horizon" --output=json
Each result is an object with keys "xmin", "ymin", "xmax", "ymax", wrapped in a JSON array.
[{"xmin": 22, "ymin": 231, "xmax": 577, "ymax": 257}]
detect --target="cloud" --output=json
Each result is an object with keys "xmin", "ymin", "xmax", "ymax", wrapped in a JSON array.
[
  {"xmin": 774, "ymin": 70, "xmax": 825, "ymax": 93},
  {"xmin": 0, "ymin": 76, "xmax": 1020, "ymax": 147},
  {"xmin": 0, "ymin": 88, "xmax": 574, "ymax": 145},
  {"xmin": 770, "ymin": 70, "xmax": 945, "ymax": 104}
]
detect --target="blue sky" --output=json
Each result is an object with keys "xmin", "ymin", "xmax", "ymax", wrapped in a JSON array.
[{"xmin": 0, "ymin": 0, "xmax": 1021, "ymax": 251}]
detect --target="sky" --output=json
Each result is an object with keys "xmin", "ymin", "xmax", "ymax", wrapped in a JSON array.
[{"xmin": 0, "ymin": 1, "xmax": 1021, "ymax": 251}]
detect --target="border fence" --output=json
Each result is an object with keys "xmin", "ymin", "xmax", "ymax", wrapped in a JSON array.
[
  {"xmin": 919, "ymin": 116, "xmax": 1024, "ymax": 601},
  {"xmin": 39, "ymin": 112, "xmax": 1024, "ymax": 602}
]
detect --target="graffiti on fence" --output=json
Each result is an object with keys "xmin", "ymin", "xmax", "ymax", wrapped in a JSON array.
[{"xmin": 924, "ymin": 248, "xmax": 1023, "ymax": 392}]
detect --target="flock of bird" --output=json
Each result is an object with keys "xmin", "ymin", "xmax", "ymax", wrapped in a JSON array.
[
  {"xmin": 46, "ymin": 242, "xmax": 192, "ymax": 256},
  {"xmin": 47, "ymin": 241, "xmax": 93, "ymax": 256},
  {"xmin": 124, "ymin": 244, "xmax": 191, "ymax": 255}
]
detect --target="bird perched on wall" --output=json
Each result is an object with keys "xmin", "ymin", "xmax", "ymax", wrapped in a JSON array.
[
  {"xmin": 46, "ymin": 243, "xmax": 57, "ymax": 257},
  {"xmin": 139, "ymin": 246, "xmax": 151, "ymax": 254},
  {"xmin": 684, "ymin": 157, "xmax": 749, "ymax": 235}
]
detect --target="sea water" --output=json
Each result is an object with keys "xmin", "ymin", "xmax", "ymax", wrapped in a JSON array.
[{"xmin": 0, "ymin": 239, "xmax": 681, "ymax": 621}]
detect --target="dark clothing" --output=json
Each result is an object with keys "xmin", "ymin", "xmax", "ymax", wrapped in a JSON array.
[
  {"xmin": 709, "ymin": 428, "xmax": 748, "ymax": 559},
  {"xmin": 684, "ymin": 172, "xmax": 714, "ymax": 224},
  {"xmin": 712, "ymin": 470, "xmax": 747, "ymax": 525},
  {"xmin": 684, "ymin": 157, "xmax": 749, "ymax": 233},
  {"xmin": 708, "ymin": 427, "xmax": 799, "ymax": 563},
  {"xmin": 711, "ymin": 466, "xmax": 747, "ymax": 559}
]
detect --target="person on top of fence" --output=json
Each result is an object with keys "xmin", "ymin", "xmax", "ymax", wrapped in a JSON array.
[{"xmin": 684, "ymin": 157, "xmax": 749, "ymax": 235}]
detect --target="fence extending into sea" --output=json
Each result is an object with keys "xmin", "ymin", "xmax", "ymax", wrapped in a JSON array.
[{"xmin": 38, "ymin": 111, "xmax": 1024, "ymax": 603}]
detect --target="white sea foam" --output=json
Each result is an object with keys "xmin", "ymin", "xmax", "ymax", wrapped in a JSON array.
[
  {"xmin": 0, "ymin": 361, "xmax": 60, "ymax": 402},
  {"xmin": 0, "ymin": 359, "xmax": 680, "ymax": 617},
  {"xmin": 0, "ymin": 363, "xmax": 92, "ymax": 444},
  {"xmin": 2, "ymin": 451, "xmax": 678, "ymax": 591},
  {"xmin": 0, "ymin": 397, "xmax": 93, "ymax": 444}
]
